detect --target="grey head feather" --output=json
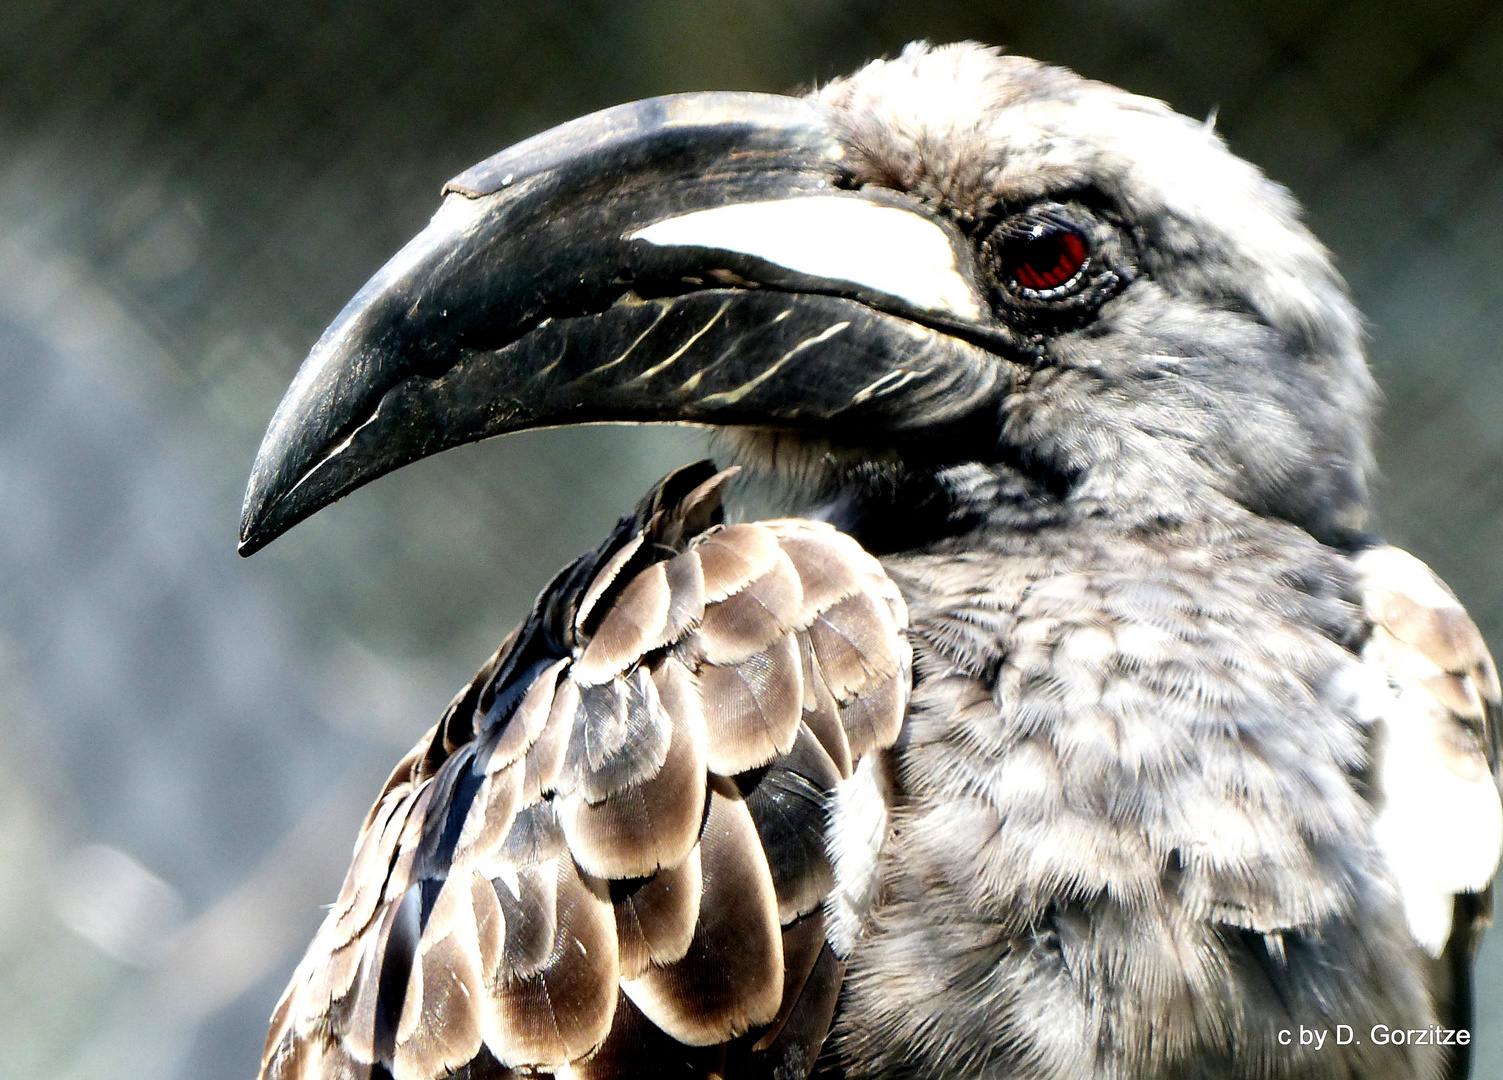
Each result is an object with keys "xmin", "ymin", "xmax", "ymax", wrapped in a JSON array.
[{"xmin": 729, "ymin": 42, "xmax": 1374, "ymax": 552}]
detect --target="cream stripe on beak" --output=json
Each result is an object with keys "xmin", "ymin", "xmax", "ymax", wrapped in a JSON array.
[{"xmin": 629, "ymin": 196, "xmax": 983, "ymax": 321}]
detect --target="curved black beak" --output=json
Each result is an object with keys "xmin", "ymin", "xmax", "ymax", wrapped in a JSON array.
[{"xmin": 240, "ymin": 91, "xmax": 1012, "ymax": 555}]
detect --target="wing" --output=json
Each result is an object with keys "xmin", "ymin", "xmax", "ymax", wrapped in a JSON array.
[
  {"xmin": 258, "ymin": 461, "xmax": 911, "ymax": 1080},
  {"xmin": 1354, "ymin": 545, "xmax": 1502, "ymax": 1069}
]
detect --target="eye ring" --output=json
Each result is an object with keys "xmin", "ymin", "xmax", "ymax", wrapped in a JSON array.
[{"xmin": 997, "ymin": 222, "xmax": 1091, "ymax": 300}]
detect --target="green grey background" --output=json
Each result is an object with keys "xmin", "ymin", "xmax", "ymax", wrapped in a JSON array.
[{"xmin": 0, "ymin": 1, "xmax": 1498, "ymax": 1076}]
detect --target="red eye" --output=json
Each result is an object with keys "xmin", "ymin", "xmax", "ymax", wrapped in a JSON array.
[{"xmin": 1008, "ymin": 229, "xmax": 1089, "ymax": 293}]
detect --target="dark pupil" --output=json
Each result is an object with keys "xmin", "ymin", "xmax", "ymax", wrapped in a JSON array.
[{"xmin": 1012, "ymin": 230, "xmax": 1087, "ymax": 292}]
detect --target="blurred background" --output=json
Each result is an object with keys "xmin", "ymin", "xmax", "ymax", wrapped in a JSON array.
[{"xmin": 0, "ymin": 0, "xmax": 1499, "ymax": 1076}]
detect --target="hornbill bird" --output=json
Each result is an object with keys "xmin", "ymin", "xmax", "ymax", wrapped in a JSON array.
[{"xmin": 240, "ymin": 43, "xmax": 1502, "ymax": 1080}]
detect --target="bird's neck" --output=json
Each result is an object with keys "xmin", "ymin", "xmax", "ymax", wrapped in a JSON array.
[{"xmin": 813, "ymin": 454, "xmax": 1226, "ymax": 553}]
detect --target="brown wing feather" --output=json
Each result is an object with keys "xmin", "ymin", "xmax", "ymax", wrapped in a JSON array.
[
  {"xmin": 797, "ymin": 634, "xmax": 854, "ymax": 779},
  {"xmin": 1354, "ymin": 545, "xmax": 1502, "ymax": 1080},
  {"xmin": 575, "ymin": 561, "xmax": 674, "ymax": 686},
  {"xmin": 619, "ymin": 777, "xmax": 784, "ymax": 1045},
  {"xmin": 560, "ymin": 683, "xmax": 707, "ymax": 878},
  {"xmin": 696, "ymin": 631, "xmax": 805, "ymax": 775},
  {"xmin": 696, "ymin": 544, "xmax": 806, "ymax": 665},
  {"xmin": 613, "ymin": 846, "xmax": 703, "ymax": 978},
  {"xmin": 395, "ymin": 893, "xmax": 486, "ymax": 1078},
  {"xmin": 260, "ymin": 463, "xmax": 911, "ymax": 1080},
  {"xmin": 694, "ymin": 524, "xmax": 784, "ymax": 604},
  {"xmin": 505, "ymin": 858, "xmax": 621, "ymax": 1064}
]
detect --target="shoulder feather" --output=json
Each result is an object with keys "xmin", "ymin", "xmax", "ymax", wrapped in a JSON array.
[{"xmin": 259, "ymin": 462, "xmax": 911, "ymax": 1080}]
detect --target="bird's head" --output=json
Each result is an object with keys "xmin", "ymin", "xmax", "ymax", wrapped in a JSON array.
[{"xmin": 240, "ymin": 42, "xmax": 1374, "ymax": 557}]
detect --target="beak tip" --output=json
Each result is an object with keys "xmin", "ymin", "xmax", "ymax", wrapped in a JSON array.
[
  {"xmin": 238, "ymin": 509, "xmax": 294, "ymax": 558},
  {"xmin": 237, "ymin": 507, "xmax": 270, "ymax": 558},
  {"xmin": 237, "ymin": 472, "xmax": 286, "ymax": 557}
]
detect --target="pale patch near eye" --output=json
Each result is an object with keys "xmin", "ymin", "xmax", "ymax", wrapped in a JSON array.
[{"xmin": 629, "ymin": 197, "xmax": 982, "ymax": 320}]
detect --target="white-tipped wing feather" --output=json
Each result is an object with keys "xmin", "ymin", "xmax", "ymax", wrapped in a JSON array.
[{"xmin": 1356, "ymin": 545, "xmax": 1502, "ymax": 958}]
